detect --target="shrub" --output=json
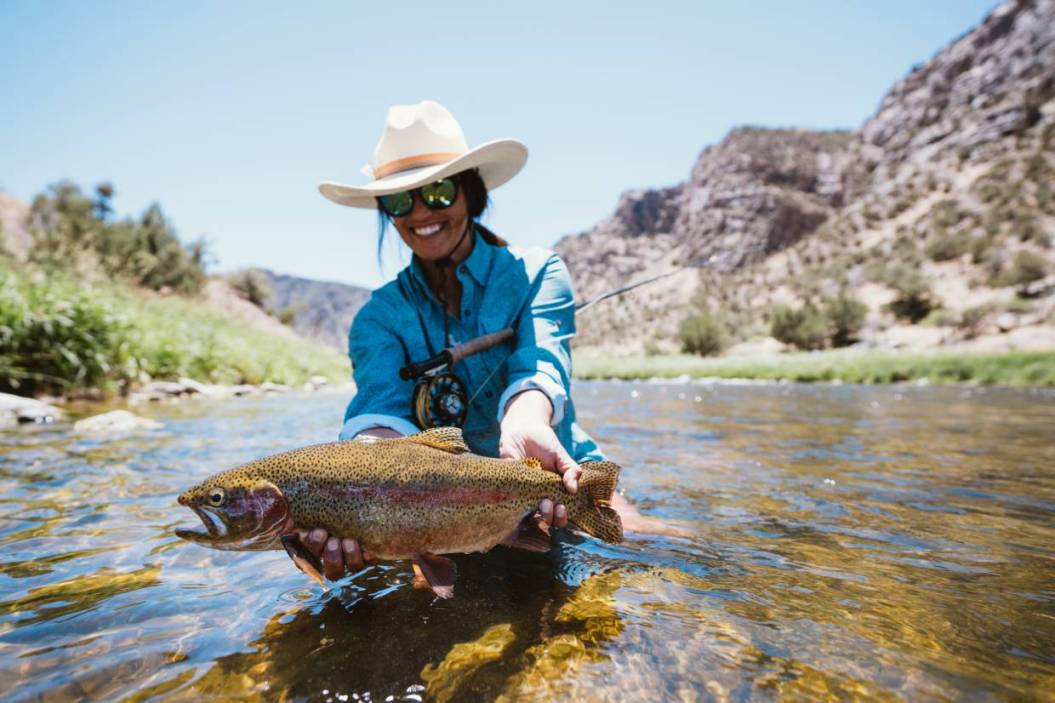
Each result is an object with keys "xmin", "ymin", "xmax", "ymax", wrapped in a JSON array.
[
  {"xmin": 925, "ymin": 231, "xmax": 969, "ymax": 261},
  {"xmin": 994, "ymin": 250, "xmax": 1048, "ymax": 287},
  {"xmin": 959, "ymin": 304, "xmax": 996, "ymax": 339},
  {"xmin": 824, "ymin": 294, "xmax": 868, "ymax": 347},
  {"xmin": 877, "ymin": 264, "xmax": 937, "ymax": 322},
  {"xmin": 770, "ymin": 304, "xmax": 830, "ymax": 350},
  {"xmin": 679, "ymin": 311, "xmax": 727, "ymax": 356},
  {"xmin": 0, "ymin": 271, "xmax": 132, "ymax": 395},
  {"xmin": 227, "ymin": 268, "xmax": 272, "ymax": 308}
]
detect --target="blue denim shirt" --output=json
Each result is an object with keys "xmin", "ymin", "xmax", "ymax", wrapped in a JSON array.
[{"xmin": 338, "ymin": 230, "xmax": 604, "ymax": 463}]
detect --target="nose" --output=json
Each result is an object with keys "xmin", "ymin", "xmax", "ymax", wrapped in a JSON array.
[
  {"xmin": 177, "ymin": 493, "xmax": 188, "ymax": 506},
  {"xmin": 403, "ymin": 194, "xmax": 433, "ymax": 222}
]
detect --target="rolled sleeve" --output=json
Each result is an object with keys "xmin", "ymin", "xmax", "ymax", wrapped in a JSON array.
[
  {"xmin": 340, "ymin": 301, "xmax": 419, "ymax": 440},
  {"xmin": 339, "ymin": 413, "xmax": 417, "ymax": 440},
  {"xmin": 497, "ymin": 254, "xmax": 576, "ymax": 427}
]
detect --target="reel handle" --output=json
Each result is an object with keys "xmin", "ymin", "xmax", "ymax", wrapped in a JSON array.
[{"xmin": 448, "ymin": 327, "xmax": 514, "ymax": 364}]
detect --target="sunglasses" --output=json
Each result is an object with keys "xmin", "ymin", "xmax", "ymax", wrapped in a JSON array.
[{"xmin": 377, "ymin": 178, "xmax": 458, "ymax": 218}]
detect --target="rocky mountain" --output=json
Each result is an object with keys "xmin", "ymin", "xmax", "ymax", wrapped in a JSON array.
[
  {"xmin": 557, "ymin": 0, "xmax": 1055, "ymax": 353},
  {"xmin": 259, "ymin": 270, "xmax": 371, "ymax": 352}
]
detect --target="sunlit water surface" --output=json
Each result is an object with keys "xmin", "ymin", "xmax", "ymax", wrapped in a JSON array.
[{"xmin": 0, "ymin": 382, "xmax": 1053, "ymax": 701}]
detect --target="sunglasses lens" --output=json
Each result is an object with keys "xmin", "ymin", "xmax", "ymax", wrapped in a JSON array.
[
  {"xmin": 379, "ymin": 191, "xmax": 413, "ymax": 217},
  {"xmin": 421, "ymin": 179, "xmax": 457, "ymax": 209}
]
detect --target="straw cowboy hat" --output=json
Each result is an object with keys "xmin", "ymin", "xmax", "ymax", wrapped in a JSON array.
[{"xmin": 319, "ymin": 100, "xmax": 528, "ymax": 209}]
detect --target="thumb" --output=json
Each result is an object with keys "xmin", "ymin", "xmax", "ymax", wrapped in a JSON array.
[{"xmin": 555, "ymin": 447, "xmax": 580, "ymax": 494}]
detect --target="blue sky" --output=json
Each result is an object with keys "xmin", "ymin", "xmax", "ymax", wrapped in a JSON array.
[{"xmin": 1, "ymin": 1, "xmax": 995, "ymax": 289}]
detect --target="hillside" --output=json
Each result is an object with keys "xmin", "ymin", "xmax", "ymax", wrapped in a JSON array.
[
  {"xmin": 0, "ymin": 187, "xmax": 350, "ymax": 397},
  {"xmin": 556, "ymin": 0, "xmax": 1055, "ymax": 355},
  {"xmin": 259, "ymin": 270, "xmax": 370, "ymax": 352}
]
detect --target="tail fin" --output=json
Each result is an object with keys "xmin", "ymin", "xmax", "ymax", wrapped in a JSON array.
[{"xmin": 570, "ymin": 460, "xmax": 623, "ymax": 543}]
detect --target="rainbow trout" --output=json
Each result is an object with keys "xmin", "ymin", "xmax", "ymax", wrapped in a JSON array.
[{"xmin": 176, "ymin": 427, "xmax": 622, "ymax": 598}]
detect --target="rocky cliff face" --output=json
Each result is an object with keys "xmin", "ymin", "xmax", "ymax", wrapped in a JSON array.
[{"xmin": 557, "ymin": 0, "xmax": 1055, "ymax": 351}]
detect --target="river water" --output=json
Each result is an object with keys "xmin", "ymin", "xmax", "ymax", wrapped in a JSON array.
[{"xmin": 0, "ymin": 382, "xmax": 1053, "ymax": 701}]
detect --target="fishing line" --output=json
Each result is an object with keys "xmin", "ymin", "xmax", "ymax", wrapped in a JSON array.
[{"xmin": 405, "ymin": 261, "xmax": 710, "ymax": 429}]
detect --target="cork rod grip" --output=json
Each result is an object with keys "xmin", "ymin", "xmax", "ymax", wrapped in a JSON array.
[{"xmin": 448, "ymin": 328, "xmax": 515, "ymax": 364}]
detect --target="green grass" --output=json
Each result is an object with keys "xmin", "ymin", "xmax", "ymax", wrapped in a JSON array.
[
  {"xmin": 1, "ymin": 262, "xmax": 350, "ymax": 396},
  {"xmin": 573, "ymin": 349, "xmax": 1055, "ymax": 386}
]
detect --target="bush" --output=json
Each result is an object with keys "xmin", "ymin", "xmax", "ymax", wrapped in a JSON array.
[
  {"xmin": 925, "ymin": 231, "xmax": 969, "ymax": 261},
  {"xmin": 227, "ymin": 268, "xmax": 272, "ymax": 308},
  {"xmin": 770, "ymin": 304, "xmax": 830, "ymax": 350},
  {"xmin": 824, "ymin": 294, "xmax": 868, "ymax": 347},
  {"xmin": 880, "ymin": 265, "xmax": 936, "ymax": 323},
  {"xmin": 0, "ymin": 271, "xmax": 131, "ymax": 395},
  {"xmin": 993, "ymin": 250, "xmax": 1048, "ymax": 287},
  {"xmin": 679, "ymin": 312, "xmax": 727, "ymax": 356},
  {"xmin": 959, "ymin": 303, "xmax": 997, "ymax": 339}
]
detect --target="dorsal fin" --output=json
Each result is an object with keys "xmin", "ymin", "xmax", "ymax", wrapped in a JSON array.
[{"xmin": 405, "ymin": 427, "xmax": 471, "ymax": 454}]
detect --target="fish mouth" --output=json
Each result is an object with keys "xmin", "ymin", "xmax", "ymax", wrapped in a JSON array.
[
  {"xmin": 175, "ymin": 503, "xmax": 229, "ymax": 543},
  {"xmin": 174, "ymin": 501, "xmax": 286, "ymax": 551}
]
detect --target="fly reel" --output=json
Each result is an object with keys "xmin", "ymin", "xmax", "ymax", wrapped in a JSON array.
[{"xmin": 411, "ymin": 371, "xmax": 468, "ymax": 429}]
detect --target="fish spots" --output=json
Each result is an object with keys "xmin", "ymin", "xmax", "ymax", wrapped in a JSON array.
[{"xmin": 178, "ymin": 429, "xmax": 607, "ymax": 561}]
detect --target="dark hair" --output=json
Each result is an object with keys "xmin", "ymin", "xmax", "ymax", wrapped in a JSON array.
[{"xmin": 376, "ymin": 168, "xmax": 506, "ymax": 266}]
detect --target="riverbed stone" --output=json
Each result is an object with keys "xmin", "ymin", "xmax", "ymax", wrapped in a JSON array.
[
  {"xmin": 0, "ymin": 393, "xmax": 63, "ymax": 427},
  {"xmin": 74, "ymin": 410, "xmax": 163, "ymax": 434}
]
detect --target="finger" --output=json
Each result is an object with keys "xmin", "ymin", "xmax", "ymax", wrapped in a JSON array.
[
  {"xmin": 362, "ymin": 549, "xmax": 376, "ymax": 563},
  {"xmin": 539, "ymin": 498, "xmax": 554, "ymax": 526},
  {"xmin": 342, "ymin": 538, "xmax": 364, "ymax": 572},
  {"xmin": 553, "ymin": 503, "xmax": 568, "ymax": 529},
  {"xmin": 557, "ymin": 450, "xmax": 580, "ymax": 494},
  {"xmin": 322, "ymin": 537, "xmax": 344, "ymax": 581},
  {"xmin": 305, "ymin": 528, "xmax": 328, "ymax": 557}
]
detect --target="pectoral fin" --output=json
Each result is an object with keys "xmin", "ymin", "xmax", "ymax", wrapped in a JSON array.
[
  {"xmin": 281, "ymin": 533, "xmax": 329, "ymax": 591},
  {"xmin": 412, "ymin": 553, "xmax": 457, "ymax": 599}
]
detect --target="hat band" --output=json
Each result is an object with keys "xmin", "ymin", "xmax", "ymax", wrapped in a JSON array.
[{"xmin": 373, "ymin": 151, "xmax": 464, "ymax": 180}]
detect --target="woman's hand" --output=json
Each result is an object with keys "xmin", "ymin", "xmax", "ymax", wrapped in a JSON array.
[
  {"xmin": 500, "ymin": 389, "xmax": 579, "ymax": 529},
  {"xmin": 298, "ymin": 529, "xmax": 373, "ymax": 581},
  {"xmin": 300, "ymin": 427, "xmax": 396, "ymax": 581}
]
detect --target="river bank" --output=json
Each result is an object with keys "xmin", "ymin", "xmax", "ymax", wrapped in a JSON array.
[{"xmin": 573, "ymin": 348, "xmax": 1055, "ymax": 386}]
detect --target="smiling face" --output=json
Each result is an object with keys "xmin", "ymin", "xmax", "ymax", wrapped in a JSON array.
[{"xmin": 388, "ymin": 179, "xmax": 472, "ymax": 262}]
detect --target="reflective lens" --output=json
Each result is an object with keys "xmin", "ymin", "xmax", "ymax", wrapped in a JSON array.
[
  {"xmin": 377, "ymin": 178, "xmax": 458, "ymax": 218},
  {"xmin": 378, "ymin": 190, "xmax": 414, "ymax": 218},
  {"xmin": 420, "ymin": 179, "xmax": 457, "ymax": 209}
]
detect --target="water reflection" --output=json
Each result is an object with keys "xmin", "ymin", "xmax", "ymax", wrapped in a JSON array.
[{"xmin": 0, "ymin": 385, "xmax": 1052, "ymax": 701}]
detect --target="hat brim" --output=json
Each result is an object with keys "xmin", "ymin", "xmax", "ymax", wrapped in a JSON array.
[{"xmin": 318, "ymin": 138, "xmax": 528, "ymax": 209}]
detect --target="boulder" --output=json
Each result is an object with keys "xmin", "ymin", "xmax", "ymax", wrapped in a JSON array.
[{"xmin": 0, "ymin": 393, "xmax": 63, "ymax": 428}]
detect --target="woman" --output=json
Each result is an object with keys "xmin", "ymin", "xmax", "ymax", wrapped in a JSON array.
[{"xmin": 306, "ymin": 100, "xmax": 642, "ymax": 580}]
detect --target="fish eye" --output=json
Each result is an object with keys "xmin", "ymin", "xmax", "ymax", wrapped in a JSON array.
[{"xmin": 207, "ymin": 488, "xmax": 226, "ymax": 507}]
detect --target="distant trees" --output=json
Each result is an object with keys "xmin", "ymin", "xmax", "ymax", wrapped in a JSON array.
[{"xmin": 27, "ymin": 181, "xmax": 208, "ymax": 294}]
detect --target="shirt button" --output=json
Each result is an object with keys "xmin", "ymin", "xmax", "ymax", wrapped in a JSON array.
[
  {"xmin": 459, "ymin": 265, "xmax": 468, "ymax": 274},
  {"xmin": 464, "ymin": 309, "xmax": 471, "ymax": 317},
  {"xmin": 485, "ymin": 390, "xmax": 493, "ymax": 399}
]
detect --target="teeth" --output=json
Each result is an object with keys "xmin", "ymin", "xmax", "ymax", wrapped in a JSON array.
[{"xmin": 414, "ymin": 223, "xmax": 443, "ymax": 236}]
